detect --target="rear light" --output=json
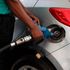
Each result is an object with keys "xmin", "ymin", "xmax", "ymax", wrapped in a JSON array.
[{"xmin": 49, "ymin": 8, "xmax": 70, "ymax": 27}]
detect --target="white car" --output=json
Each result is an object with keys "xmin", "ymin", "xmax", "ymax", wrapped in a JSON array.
[{"xmin": 1, "ymin": 0, "xmax": 70, "ymax": 70}]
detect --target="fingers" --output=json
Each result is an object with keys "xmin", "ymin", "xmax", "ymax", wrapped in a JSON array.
[
  {"xmin": 35, "ymin": 18, "xmax": 40, "ymax": 24},
  {"xmin": 30, "ymin": 15, "xmax": 40, "ymax": 24}
]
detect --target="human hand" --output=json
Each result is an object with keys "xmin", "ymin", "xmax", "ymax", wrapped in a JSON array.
[
  {"xmin": 31, "ymin": 27, "xmax": 43, "ymax": 42},
  {"xmin": 30, "ymin": 15, "xmax": 40, "ymax": 24}
]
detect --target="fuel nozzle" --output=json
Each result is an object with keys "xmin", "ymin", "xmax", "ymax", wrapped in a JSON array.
[
  {"xmin": 10, "ymin": 35, "xmax": 32, "ymax": 47},
  {"xmin": 0, "ymin": 35, "xmax": 32, "ymax": 53},
  {"xmin": 37, "ymin": 23, "xmax": 65, "ymax": 43},
  {"xmin": 38, "ymin": 25, "xmax": 52, "ymax": 39}
]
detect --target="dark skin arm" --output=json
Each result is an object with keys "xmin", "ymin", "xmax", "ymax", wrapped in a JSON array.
[{"xmin": 6, "ymin": 0, "xmax": 43, "ymax": 41}]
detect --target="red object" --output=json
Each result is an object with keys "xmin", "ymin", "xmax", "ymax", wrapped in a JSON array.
[{"xmin": 49, "ymin": 8, "xmax": 70, "ymax": 27}]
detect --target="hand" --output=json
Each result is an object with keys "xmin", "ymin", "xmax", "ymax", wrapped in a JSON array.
[
  {"xmin": 30, "ymin": 15, "xmax": 40, "ymax": 24},
  {"xmin": 31, "ymin": 27, "xmax": 43, "ymax": 42}
]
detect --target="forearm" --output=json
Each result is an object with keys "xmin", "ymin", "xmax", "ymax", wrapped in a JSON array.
[{"xmin": 6, "ymin": 0, "xmax": 37, "ymax": 29}]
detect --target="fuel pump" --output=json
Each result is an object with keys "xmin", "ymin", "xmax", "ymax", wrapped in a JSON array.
[{"xmin": 0, "ymin": 23, "xmax": 65, "ymax": 53}]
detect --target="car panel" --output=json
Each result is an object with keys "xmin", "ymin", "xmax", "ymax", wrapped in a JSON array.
[
  {"xmin": 48, "ymin": 44, "xmax": 70, "ymax": 70},
  {"xmin": 34, "ymin": 0, "xmax": 70, "ymax": 8},
  {"xmin": 20, "ymin": 0, "xmax": 38, "ymax": 7}
]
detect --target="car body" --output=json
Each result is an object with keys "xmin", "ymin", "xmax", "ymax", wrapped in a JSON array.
[{"xmin": 12, "ymin": 0, "xmax": 70, "ymax": 70}]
